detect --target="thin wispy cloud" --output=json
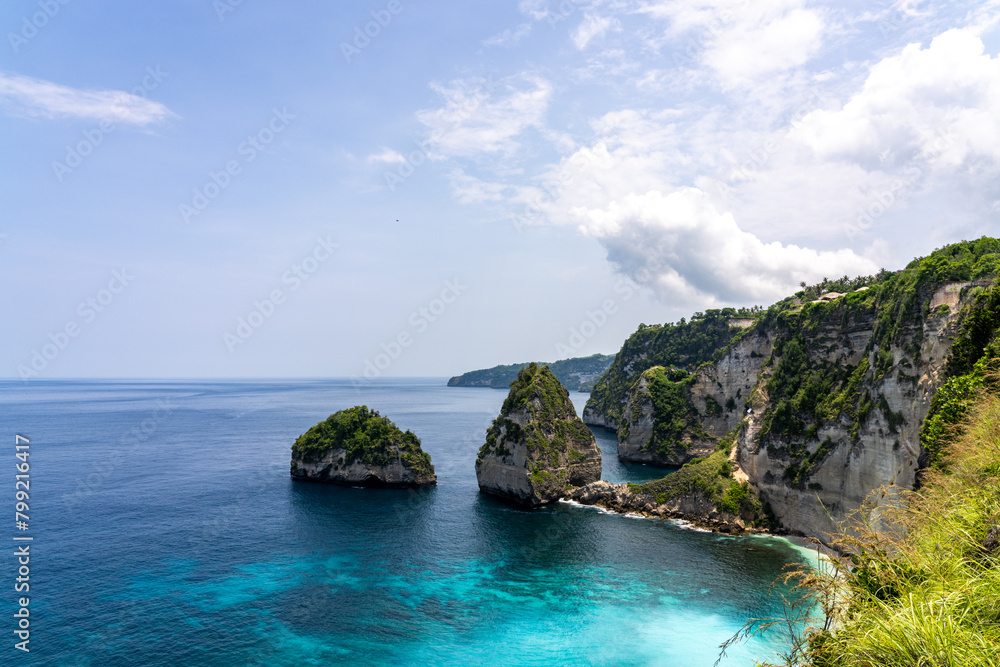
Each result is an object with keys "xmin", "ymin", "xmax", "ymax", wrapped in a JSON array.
[
  {"xmin": 366, "ymin": 147, "xmax": 407, "ymax": 164},
  {"xmin": 484, "ymin": 22, "xmax": 533, "ymax": 47},
  {"xmin": 573, "ymin": 14, "xmax": 622, "ymax": 49},
  {"xmin": 638, "ymin": 0, "xmax": 827, "ymax": 86},
  {"xmin": 448, "ymin": 169, "xmax": 508, "ymax": 204},
  {"xmin": 417, "ymin": 75, "xmax": 552, "ymax": 157},
  {"xmin": 0, "ymin": 72, "xmax": 175, "ymax": 125}
]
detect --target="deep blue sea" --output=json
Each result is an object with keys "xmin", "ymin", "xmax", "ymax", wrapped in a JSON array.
[{"xmin": 0, "ymin": 379, "xmax": 818, "ymax": 666}]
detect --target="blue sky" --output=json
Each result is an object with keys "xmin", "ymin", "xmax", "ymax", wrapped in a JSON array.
[{"xmin": 2, "ymin": 0, "xmax": 999, "ymax": 379}]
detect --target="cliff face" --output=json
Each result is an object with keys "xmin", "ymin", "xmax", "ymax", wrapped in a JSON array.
[
  {"xmin": 476, "ymin": 363, "xmax": 601, "ymax": 506},
  {"xmin": 738, "ymin": 283, "xmax": 973, "ymax": 541},
  {"xmin": 290, "ymin": 406, "xmax": 436, "ymax": 488},
  {"xmin": 689, "ymin": 327, "xmax": 773, "ymax": 435},
  {"xmin": 583, "ymin": 311, "xmax": 751, "ymax": 429},
  {"xmin": 617, "ymin": 371, "xmax": 657, "ymax": 461},
  {"xmin": 618, "ymin": 330, "xmax": 773, "ymax": 466},
  {"xmin": 292, "ymin": 452, "xmax": 435, "ymax": 487},
  {"xmin": 589, "ymin": 238, "xmax": 1000, "ymax": 542},
  {"xmin": 618, "ymin": 367, "xmax": 715, "ymax": 465}
]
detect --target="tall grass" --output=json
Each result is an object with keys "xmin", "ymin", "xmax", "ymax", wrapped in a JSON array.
[{"xmin": 720, "ymin": 392, "xmax": 1000, "ymax": 666}]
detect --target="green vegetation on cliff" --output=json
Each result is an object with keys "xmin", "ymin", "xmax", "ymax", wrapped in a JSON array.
[
  {"xmin": 628, "ymin": 432, "xmax": 772, "ymax": 526},
  {"xmin": 921, "ymin": 282, "xmax": 1000, "ymax": 469},
  {"xmin": 585, "ymin": 308, "xmax": 755, "ymax": 426},
  {"xmin": 947, "ymin": 281, "xmax": 1000, "ymax": 376},
  {"xmin": 292, "ymin": 406, "xmax": 433, "ymax": 477},
  {"xmin": 723, "ymin": 247, "xmax": 1000, "ymax": 664},
  {"xmin": 498, "ymin": 362, "xmax": 577, "ymax": 422},
  {"xmin": 476, "ymin": 363, "xmax": 593, "ymax": 466},
  {"xmin": 753, "ymin": 238, "xmax": 999, "ymax": 485},
  {"xmin": 750, "ymin": 391, "xmax": 1000, "ymax": 666},
  {"xmin": 449, "ymin": 354, "xmax": 614, "ymax": 391},
  {"xmin": 622, "ymin": 366, "xmax": 708, "ymax": 459}
]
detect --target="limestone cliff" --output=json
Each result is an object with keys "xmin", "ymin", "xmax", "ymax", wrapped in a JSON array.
[
  {"xmin": 617, "ymin": 329, "xmax": 773, "ymax": 466},
  {"xmin": 587, "ymin": 238, "xmax": 1000, "ymax": 543},
  {"xmin": 617, "ymin": 366, "xmax": 715, "ymax": 465},
  {"xmin": 476, "ymin": 363, "xmax": 601, "ymax": 506},
  {"xmin": 737, "ymin": 277, "xmax": 984, "ymax": 542},
  {"xmin": 291, "ymin": 406, "xmax": 436, "ymax": 488},
  {"xmin": 583, "ymin": 310, "xmax": 753, "ymax": 429}
]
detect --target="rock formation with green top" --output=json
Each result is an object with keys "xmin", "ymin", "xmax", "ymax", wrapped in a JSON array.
[
  {"xmin": 291, "ymin": 406, "xmax": 436, "ymax": 488},
  {"xmin": 475, "ymin": 363, "xmax": 601, "ymax": 506},
  {"xmin": 618, "ymin": 365, "xmax": 716, "ymax": 466}
]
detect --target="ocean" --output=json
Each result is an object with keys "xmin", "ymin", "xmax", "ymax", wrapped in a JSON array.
[{"xmin": 1, "ymin": 378, "xmax": 818, "ymax": 665}]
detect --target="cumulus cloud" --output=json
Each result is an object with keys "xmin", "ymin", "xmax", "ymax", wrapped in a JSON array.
[
  {"xmin": 416, "ymin": 75, "xmax": 552, "ymax": 157},
  {"xmin": 571, "ymin": 188, "xmax": 878, "ymax": 303},
  {"xmin": 705, "ymin": 8, "xmax": 823, "ymax": 84},
  {"xmin": 529, "ymin": 109, "xmax": 691, "ymax": 222},
  {"xmin": 792, "ymin": 28, "xmax": 1000, "ymax": 170},
  {"xmin": 414, "ymin": 6, "xmax": 993, "ymax": 303},
  {"xmin": 0, "ymin": 71, "xmax": 175, "ymax": 125}
]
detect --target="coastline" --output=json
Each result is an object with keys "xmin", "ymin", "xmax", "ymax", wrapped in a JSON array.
[{"xmin": 560, "ymin": 496, "xmax": 836, "ymax": 573}]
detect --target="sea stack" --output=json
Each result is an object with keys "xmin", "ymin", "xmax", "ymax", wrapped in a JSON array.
[
  {"xmin": 475, "ymin": 363, "xmax": 602, "ymax": 506},
  {"xmin": 290, "ymin": 406, "xmax": 436, "ymax": 488}
]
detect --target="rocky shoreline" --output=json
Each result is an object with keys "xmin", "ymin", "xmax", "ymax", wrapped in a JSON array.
[
  {"xmin": 291, "ymin": 452, "xmax": 436, "ymax": 488},
  {"xmin": 566, "ymin": 480, "xmax": 777, "ymax": 537}
]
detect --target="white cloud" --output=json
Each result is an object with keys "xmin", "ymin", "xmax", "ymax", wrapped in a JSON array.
[
  {"xmin": 484, "ymin": 22, "xmax": 533, "ymax": 47},
  {"xmin": 571, "ymin": 188, "xmax": 878, "ymax": 303},
  {"xmin": 704, "ymin": 8, "xmax": 824, "ymax": 84},
  {"xmin": 792, "ymin": 28, "xmax": 1000, "ymax": 170},
  {"xmin": 448, "ymin": 169, "xmax": 508, "ymax": 204},
  {"xmin": 573, "ymin": 14, "xmax": 622, "ymax": 49},
  {"xmin": 639, "ymin": 0, "xmax": 826, "ymax": 86},
  {"xmin": 0, "ymin": 72, "xmax": 175, "ymax": 125},
  {"xmin": 518, "ymin": 0, "xmax": 549, "ymax": 21},
  {"xmin": 892, "ymin": 0, "xmax": 933, "ymax": 18},
  {"xmin": 416, "ymin": 6, "xmax": 996, "ymax": 301},
  {"xmin": 366, "ymin": 147, "xmax": 406, "ymax": 164},
  {"xmin": 716, "ymin": 153, "xmax": 893, "ymax": 241},
  {"xmin": 417, "ymin": 75, "xmax": 552, "ymax": 157},
  {"xmin": 531, "ymin": 108, "xmax": 726, "ymax": 225}
]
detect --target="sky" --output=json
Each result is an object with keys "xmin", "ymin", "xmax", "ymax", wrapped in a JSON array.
[{"xmin": 2, "ymin": 0, "xmax": 1000, "ymax": 380}]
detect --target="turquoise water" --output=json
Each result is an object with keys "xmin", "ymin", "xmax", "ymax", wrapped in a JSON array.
[{"xmin": 1, "ymin": 379, "xmax": 817, "ymax": 665}]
